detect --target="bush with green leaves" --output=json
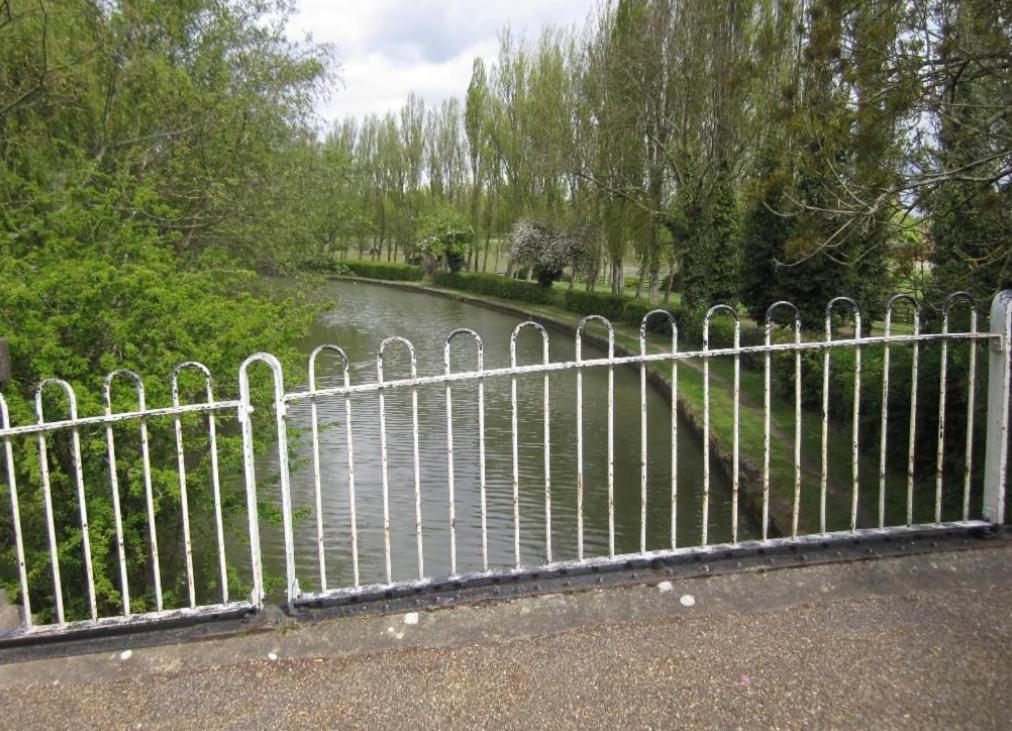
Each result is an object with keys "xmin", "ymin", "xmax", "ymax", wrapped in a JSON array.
[
  {"xmin": 414, "ymin": 207, "xmax": 474, "ymax": 273},
  {"xmin": 620, "ymin": 301, "xmax": 684, "ymax": 335},
  {"xmin": 334, "ymin": 260, "xmax": 423, "ymax": 281},
  {"xmin": 0, "ymin": 221, "xmax": 318, "ymax": 621},
  {"xmin": 562, "ymin": 290, "xmax": 626, "ymax": 321},
  {"xmin": 432, "ymin": 272, "xmax": 559, "ymax": 305}
]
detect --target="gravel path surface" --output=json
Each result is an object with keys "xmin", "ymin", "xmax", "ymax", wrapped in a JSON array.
[{"xmin": 2, "ymin": 543, "xmax": 1010, "ymax": 729}]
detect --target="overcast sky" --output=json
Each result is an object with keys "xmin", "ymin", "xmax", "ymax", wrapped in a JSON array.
[{"xmin": 287, "ymin": 0, "xmax": 596, "ymax": 125}]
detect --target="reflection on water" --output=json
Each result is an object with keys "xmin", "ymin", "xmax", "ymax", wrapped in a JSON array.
[{"xmin": 255, "ymin": 280, "xmax": 747, "ymax": 590}]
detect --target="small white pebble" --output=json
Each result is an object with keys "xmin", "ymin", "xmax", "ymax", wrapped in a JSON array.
[
  {"xmin": 657, "ymin": 581, "xmax": 673, "ymax": 593},
  {"xmin": 119, "ymin": 649, "xmax": 133, "ymax": 661},
  {"xmin": 403, "ymin": 611, "xmax": 419, "ymax": 625},
  {"xmin": 386, "ymin": 626, "xmax": 395, "ymax": 634},
  {"xmin": 394, "ymin": 631, "xmax": 404, "ymax": 640},
  {"xmin": 267, "ymin": 652, "xmax": 278, "ymax": 662},
  {"xmin": 679, "ymin": 594, "xmax": 696, "ymax": 608}
]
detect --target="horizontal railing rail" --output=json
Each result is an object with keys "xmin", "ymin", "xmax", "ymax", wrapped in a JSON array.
[{"xmin": 0, "ymin": 290, "xmax": 1008, "ymax": 640}]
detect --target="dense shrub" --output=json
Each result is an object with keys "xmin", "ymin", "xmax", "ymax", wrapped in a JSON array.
[
  {"xmin": 620, "ymin": 301, "xmax": 684, "ymax": 335},
  {"xmin": 562, "ymin": 290, "xmax": 626, "ymax": 321},
  {"xmin": 335, "ymin": 259, "xmax": 423, "ymax": 281},
  {"xmin": 432, "ymin": 272, "xmax": 559, "ymax": 305},
  {"xmin": 768, "ymin": 330, "xmax": 985, "ymax": 517}
]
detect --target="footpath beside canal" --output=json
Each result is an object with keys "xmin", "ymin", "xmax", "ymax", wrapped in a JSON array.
[{"xmin": 1, "ymin": 536, "xmax": 1009, "ymax": 728}]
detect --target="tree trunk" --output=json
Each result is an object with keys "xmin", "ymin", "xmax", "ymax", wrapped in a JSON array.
[
  {"xmin": 663, "ymin": 264, "xmax": 675, "ymax": 304},
  {"xmin": 611, "ymin": 258, "xmax": 624, "ymax": 295}
]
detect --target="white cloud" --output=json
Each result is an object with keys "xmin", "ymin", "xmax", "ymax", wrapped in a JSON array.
[{"xmin": 287, "ymin": 0, "xmax": 597, "ymax": 124}]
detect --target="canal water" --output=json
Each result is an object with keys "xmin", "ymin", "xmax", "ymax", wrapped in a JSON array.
[{"xmin": 258, "ymin": 280, "xmax": 744, "ymax": 591}]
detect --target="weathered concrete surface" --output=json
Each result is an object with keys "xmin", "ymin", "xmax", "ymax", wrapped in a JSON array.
[{"xmin": 1, "ymin": 543, "xmax": 1010, "ymax": 729}]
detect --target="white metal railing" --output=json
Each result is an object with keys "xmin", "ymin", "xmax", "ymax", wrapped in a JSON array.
[{"xmin": 0, "ymin": 289, "xmax": 1009, "ymax": 639}]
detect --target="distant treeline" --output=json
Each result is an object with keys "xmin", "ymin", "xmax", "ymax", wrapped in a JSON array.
[{"xmin": 312, "ymin": 0, "xmax": 1010, "ymax": 324}]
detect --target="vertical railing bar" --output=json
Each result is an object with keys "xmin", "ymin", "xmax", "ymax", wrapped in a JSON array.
[
  {"xmin": 378, "ymin": 337, "xmax": 423, "ymax": 581},
  {"xmin": 702, "ymin": 315, "xmax": 712, "ymax": 547},
  {"xmin": 237, "ymin": 363, "xmax": 264, "ymax": 609},
  {"xmin": 70, "ymin": 418, "xmax": 96, "ymax": 620},
  {"xmin": 820, "ymin": 316, "xmax": 831, "ymax": 535},
  {"xmin": 511, "ymin": 322, "xmax": 549, "ymax": 569},
  {"xmin": 161, "ymin": 368, "xmax": 197, "ymax": 610},
  {"xmin": 851, "ymin": 311, "xmax": 862, "ymax": 532},
  {"xmin": 575, "ymin": 325, "xmax": 585, "ymax": 561},
  {"xmin": 763, "ymin": 318, "xmax": 773, "ymax": 541},
  {"xmin": 477, "ymin": 356, "xmax": 488, "ymax": 572},
  {"xmin": 444, "ymin": 341, "xmax": 457, "ymax": 577},
  {"xmin": 639, "ymin": 313, "xmax": 680, "ymax": 550},
  {"xmin": 792, "ymin": 316, "xmax": 802, "ymax": 539},
  {"xmin": 576, "ymin": 317, "xmax": 614, "ymax": 557},
  {"xmin": 202, "ymin": 374, "xmax": 229, "ymax": 604},
  {"xmin": 638, "ymin": 318, "xmax": 649, "ymax": 554},
  {"xmin": 823, "ymin": 298, "xmax": 862, "ymax": 533},
  {"xmin": 880, "ymin": 295, "xmax": 921, "ymax": 529},
  {"xmin": 445, "ymin": 330, "xmax": 483, "ymax": 576},
  {"xmin": 936, "ymin": 309, "xmax": 950, "ymax": 525},
  {"xmin": 306, "ymin": 347, "xmax": 351, "ymax": 593},
  {"xmin": 409, "ymin": 357, "xmax": 423, "ymax": 580},
  {"xmin": 639, "ymin": 311, "xmax": 679, "ymax": 552},
  {"xmin": 0, "ymin": 397, "xmax": 31, "ymax": 626},
  {"xmin": 906, "ymin": 310, "xmax": 921, "ymax": 527},
  {"xmin": 307, "ymin": 352, "xmax": 328, "ymax": 593},
  {"xmin": 703, "ymin": 306, "xmax": 739, "ymax": 545},
  {"xmin": 732, "ymin": 318, "xmax": 740, "ymax": 544},
  {"xmin": 671, "ymin": 321, "xmax": 679, "ymax": 550},
  {"xmin": 102, "ymin": 381, "xmax": 131, "ymax": 617},
  {"xmin": 37, "ymin": 380, "xmax": 96, "ymax": 621},
  {"xmin": 607, "ymin": 333, "xmax": 615, "ymax": 558},
  {"xmin": 343, "ymin": 366, "xmax": 359, "ymax": 588},
  {"xmin": 307, "ymin": 347, "xmax": 359, "ymax": 590},
  {"xmin": 447, "ymin": 330, "xmax": 487, "ymax": 571},
  {"xmin": 764, "ymin": 303, "xmax": 802, "ymax": 539},
  {"xmin": 935, "ymin": 294, "xmax": 977, "ymax": 523},
  {"xmin": 174, "ymin": 362, "xmax": 229, "ymax": 604},
  {"xmin": 376, "ymin": 349, "xmax": 393, "ymax": 584},
  {"xmin": 34, "ymin": 422, "xmax": 64, "ymax": 624},
  {"xmin": 510, "ymin": 333, "xmax": 521, "ymax": 567},
  {"xmin": 34, "ymin": 418, "xmax": 64, "ymax": 624},
  {"xmin": 136, "ymin": 407, "xmax": 162, "ymax": 611},
  {"xmin": 963, "ymin": 310, "xmax": 978, "ymax": 521},
  {"xmin": 542, "ymin": 332, "xmax": 552, "ymax": 565},
  {"xmin": 879, "ymin": 308, "xmax": 893, "ymax": 530},
  {"xmin": 239, "ymin": 354, "xmax": 293, "ymax": 609}
]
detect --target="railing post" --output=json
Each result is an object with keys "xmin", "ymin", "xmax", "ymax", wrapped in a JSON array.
[{"xmin": 983, "ymin": 290, "xmax": 1012, "ymax": 524}]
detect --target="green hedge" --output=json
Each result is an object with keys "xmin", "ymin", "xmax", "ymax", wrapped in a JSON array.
[
  {"xmin": 334, "ymin": 259, "xmax": 423, "ymax": 281},
  {"xmin": 620, "ymin": 300, "xmax": 684, "ymax": 334},
  {"xmin": 338, "ymin": 264, "xmax": 763, "ymax": 356},
  {"xmin": 562, "ymin": 289, "xmax": 626, "ymax": 321},
  {"xmin": 432, "ymin": 272, "xmax": 558, "ymax": 305}
]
